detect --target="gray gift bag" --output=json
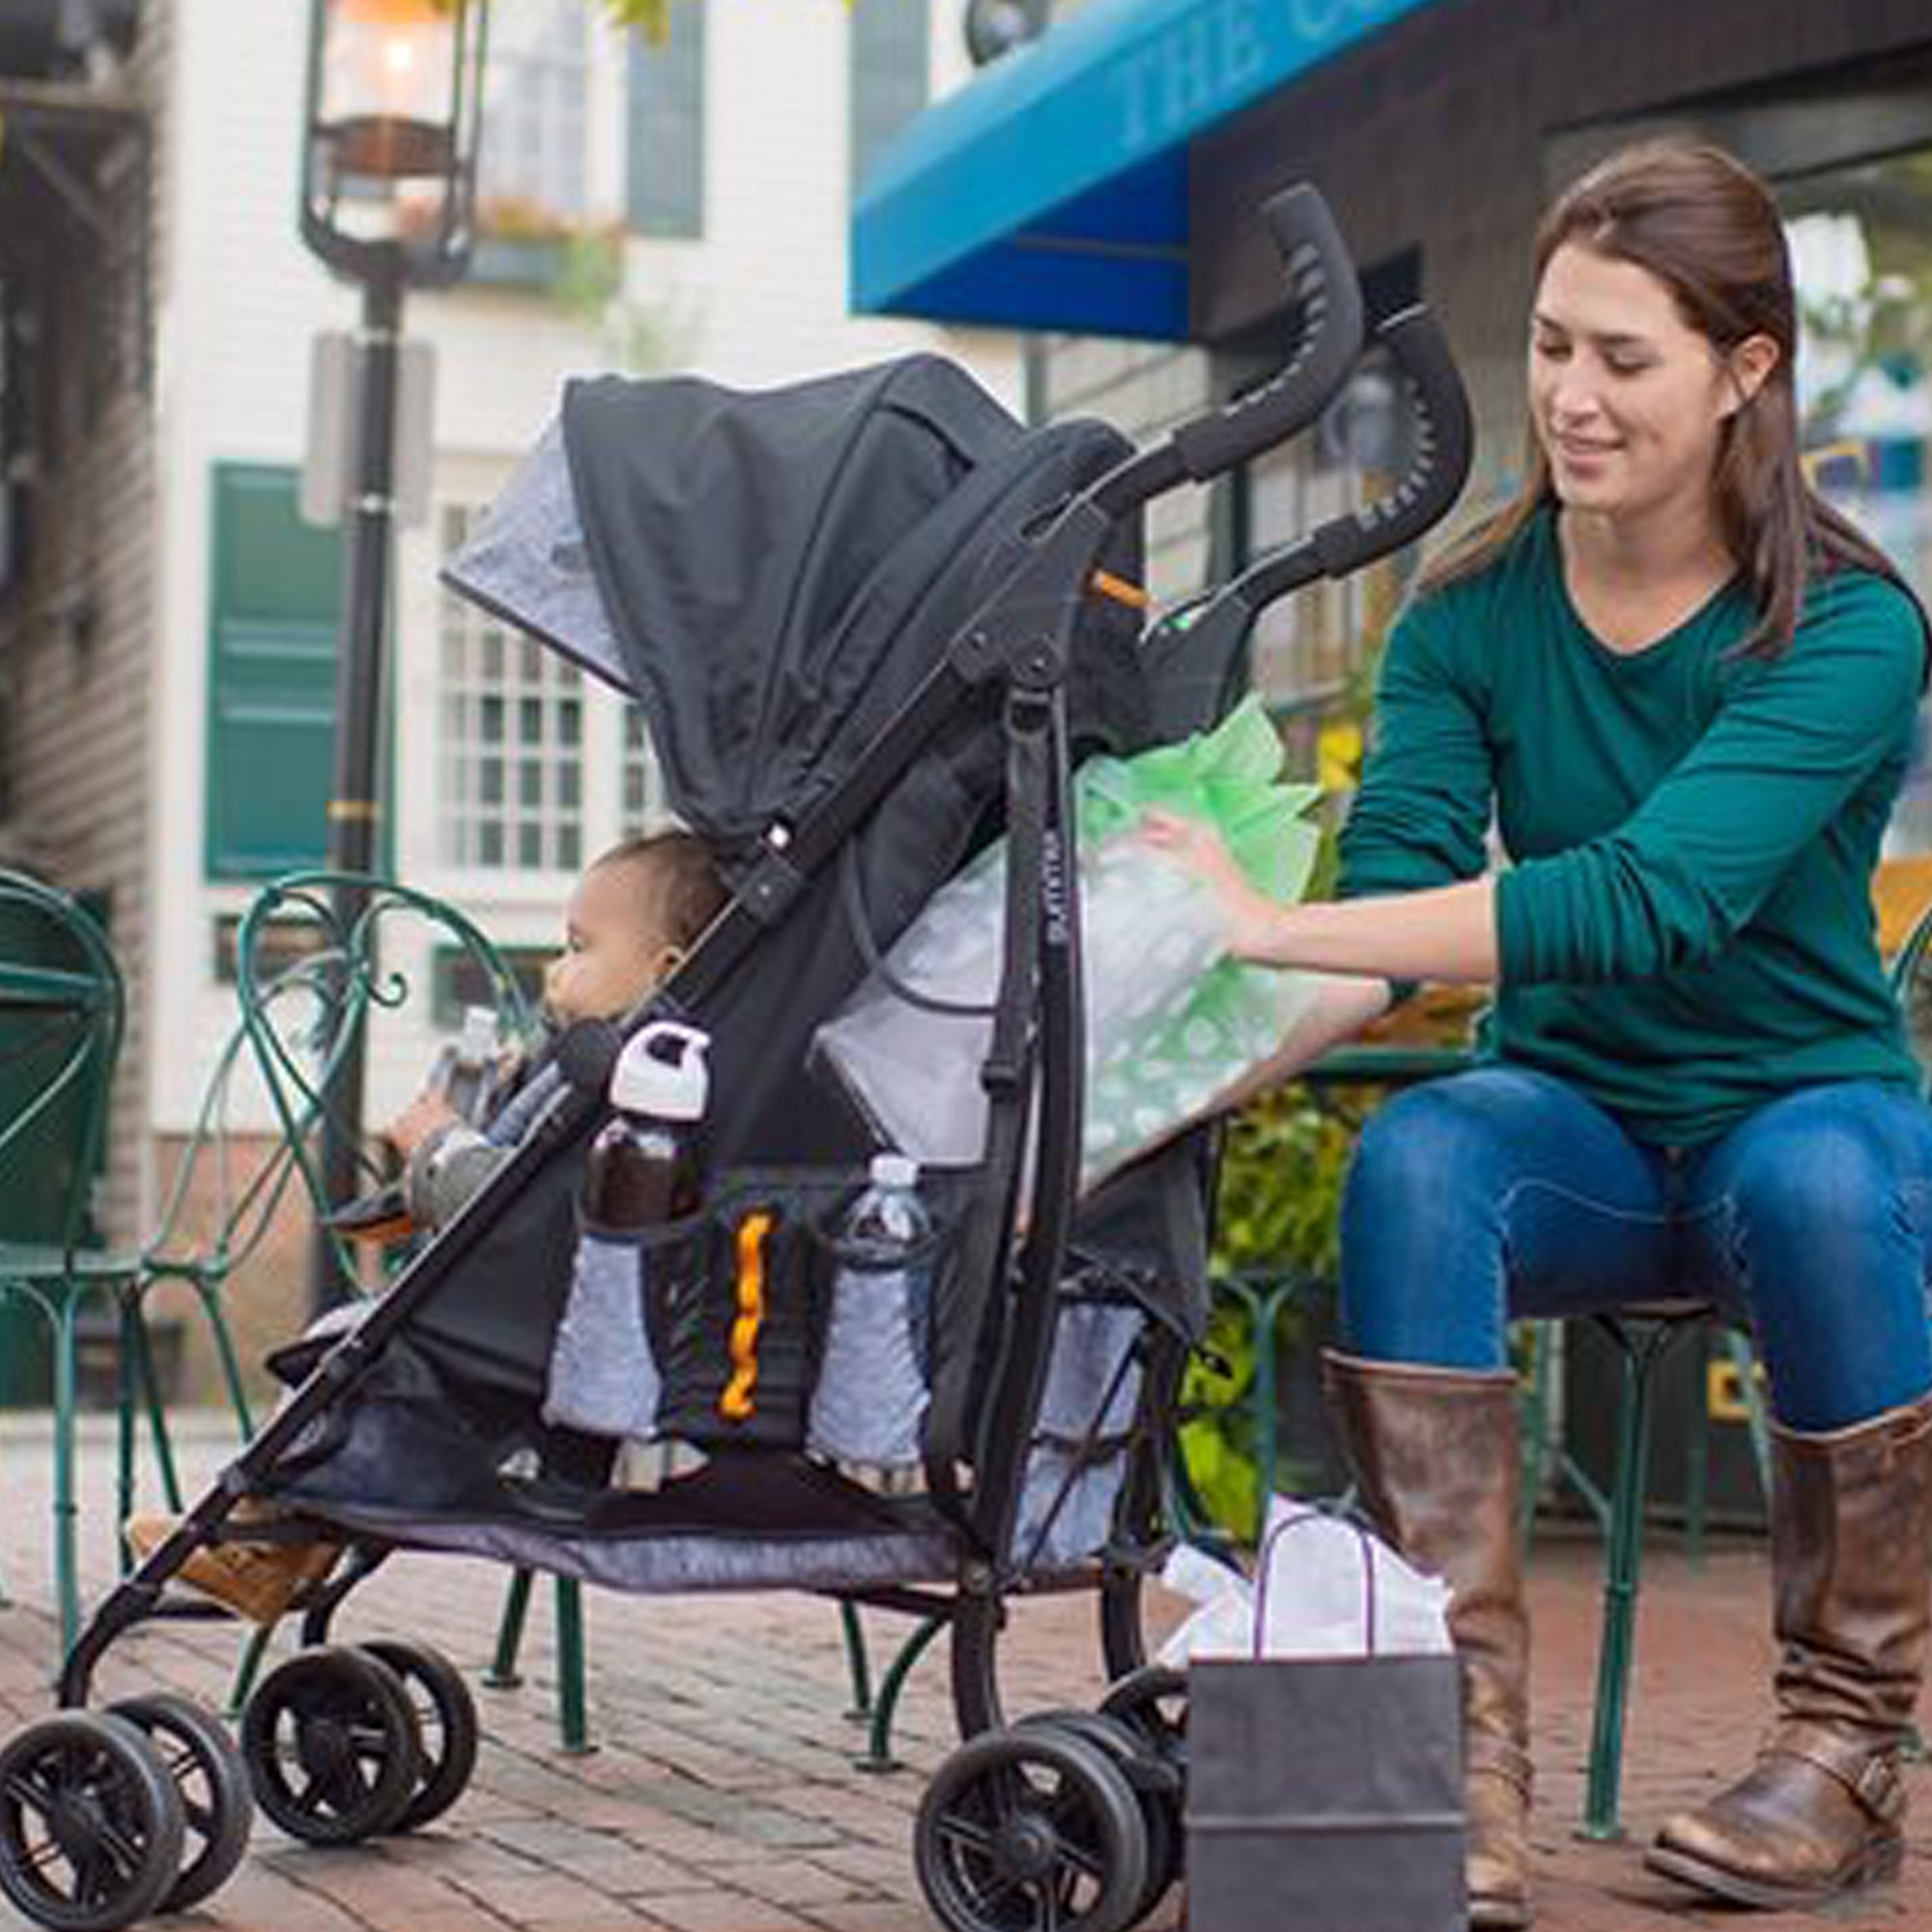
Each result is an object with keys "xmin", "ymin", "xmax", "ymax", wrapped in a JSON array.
[{"xmin": 1185, "ymin": 1510, "xmax": 1466, "ymax": 1932}]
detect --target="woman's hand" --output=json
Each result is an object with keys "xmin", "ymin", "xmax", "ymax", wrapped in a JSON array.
[{"xmin": 1140, "ymin": 810, "xmax": 1286, "ymax": 964}]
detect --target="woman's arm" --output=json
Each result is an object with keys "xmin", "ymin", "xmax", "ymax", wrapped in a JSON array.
[
  {"xmin": 1146, "ymin": 811, "xmax": 1501, "ymax": 983},
  {"xmin": 1210, "ymin": 973, "xmax": 1399, "ymax": 1110}
]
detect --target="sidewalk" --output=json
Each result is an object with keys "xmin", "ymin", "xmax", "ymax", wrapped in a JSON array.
[{"xmin": 2, "ymin": 1415, "xmax": 1930, "ymax": 1931}]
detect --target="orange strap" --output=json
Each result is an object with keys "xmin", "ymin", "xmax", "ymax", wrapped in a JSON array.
[
  {"xmin": 1088, "ymin": 567, "xmax": 1151, "ymax": 611},
  {"xmin": 719, "ymin": 1210, "xmax": 775, "ymax": 1421}
]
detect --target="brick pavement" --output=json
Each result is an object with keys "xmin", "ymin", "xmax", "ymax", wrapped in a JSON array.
[{"xmin": 3, "ymin": 1415, "xmax": 1932, "ymax": 1930}]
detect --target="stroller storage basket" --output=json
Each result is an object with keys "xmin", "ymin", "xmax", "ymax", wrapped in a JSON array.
[{"xmin": 567, "ymin": 1165, "xmax": 969, "ymax": 1455}]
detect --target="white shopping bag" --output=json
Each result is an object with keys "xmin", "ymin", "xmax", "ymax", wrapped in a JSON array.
[{"xmin": 1159, "ymin": 1495, "xmax": 1453, "ymax": 1663}]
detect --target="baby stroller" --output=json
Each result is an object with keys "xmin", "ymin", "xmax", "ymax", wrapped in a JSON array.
[{"xmin": 0, "ymin": 185, "xmax": 1470, "ymax": 1932}]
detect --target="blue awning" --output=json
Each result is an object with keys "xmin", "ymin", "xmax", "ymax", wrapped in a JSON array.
[{"xmin": 852, "ymin": 0, "xmax": 1449, "ymax": 340}]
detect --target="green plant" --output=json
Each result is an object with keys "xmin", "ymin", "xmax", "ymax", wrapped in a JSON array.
[{"xmin": 1179, "ymin": 1079, "xmax": 1372, "ymax": 1540}]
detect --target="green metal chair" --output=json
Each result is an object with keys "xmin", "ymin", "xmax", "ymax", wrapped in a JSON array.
[
  {"xmin": 0, "ymin": 867, "xmax": 148, "ymax": 1657},
  {"xmin": 208, "ymin": 871, "xmax": 600, "ymax": 1748},
  {"xmin": 1567, "ymin": 902, "xmax": 1932, "ymax": 1840},
  {"xmin": 128, "ymin": 952, "xmax": 355, "ymax": 1504}
]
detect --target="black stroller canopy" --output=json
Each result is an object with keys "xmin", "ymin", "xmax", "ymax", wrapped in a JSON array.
[{"xmin": 448, "ymin": 355, "xmax": 1142, "ymax": 859}]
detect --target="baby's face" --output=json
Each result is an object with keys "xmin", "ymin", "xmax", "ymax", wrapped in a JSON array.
[{"xmin": 544, "ymin": 862, "xmax": 672, "ymax": 1026}]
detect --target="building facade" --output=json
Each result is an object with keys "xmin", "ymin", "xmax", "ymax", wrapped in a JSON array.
[
  {"xmin": 859, "ymin": 0, "xmax": 1932, "ymax": 808},
  {"xmin": 0, "ymin": 0, "xmax": 1021, "ymax": 1398}
]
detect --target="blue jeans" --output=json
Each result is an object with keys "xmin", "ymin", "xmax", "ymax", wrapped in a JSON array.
[{"xmin": 1340, "ymin": 1066, "xmax": 1932, "ymax": 1432}]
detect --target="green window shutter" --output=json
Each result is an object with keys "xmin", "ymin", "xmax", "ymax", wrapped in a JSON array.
[
  {"xmin": 626, "ymin": 6, "xmax": 704, "ymax": 240},
  {"xmin": 205, "ymin": 463, "xmax": 343, "ymax": 881},
  {"xmin": 850, "ymin": 0, "xmax": 928, "ymax": 199}
]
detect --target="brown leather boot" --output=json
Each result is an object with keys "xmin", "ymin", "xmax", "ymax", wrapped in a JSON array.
[
  {"xmin": 1647, "ymin": 1391, "xmax": 1932, "ymax": 1908},
  {"xmin": 1324, "ymin": 1350, "xmax": 1533, "ymax": 1930}
]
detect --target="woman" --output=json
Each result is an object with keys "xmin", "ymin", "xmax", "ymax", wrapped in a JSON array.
[{"xmin": 1151, "ymin": 138, "xmax": 1932, "ymax": 1927}]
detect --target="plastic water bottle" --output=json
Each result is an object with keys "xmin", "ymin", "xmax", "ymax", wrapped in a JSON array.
[
  {"xmin": 582, "ymin": 1022, "xmax": 709, "ymax": 1231},
  {"xmin": 546, "ymin": 1022, "xmax": 709, "ymax": 1444},
  {"xmin": 809, "ymin": 1152, "xmax": 933, "ymax": 1467},
  {"xmin": 432, "ymin": 1005, "xmax": 502, "ymax": 1125}
]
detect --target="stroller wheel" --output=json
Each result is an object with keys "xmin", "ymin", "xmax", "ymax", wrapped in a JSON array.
[
  {"xmin": 240, "ymin": 1647, "xmax": 423, "ymax": 1846},
  {"xmin": 0, "ymin": 1710, "xmax": 187, "ymax": 1932},
  {"xmin": 1097, "ymin": 1665, "xmax": 1187, "ymax": 1770},
  {"xmin": 106, "ymin": 1693, "xmax": 254, "ymax": 1914},
  {"xmin": 915, "ymin": 1723, "xmax": 1147, "ymax": 1932},
  {"xmin": 1016, "ymin": 1710, "xmax": 1179, "ymax": 1926},
  {"xmin": 357, "ymin": 1641, "xmax": 479, "ymax": 1832}
]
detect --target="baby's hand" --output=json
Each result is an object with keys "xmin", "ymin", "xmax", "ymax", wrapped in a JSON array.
[{"xmin": 387, "ymin": 1092, "xmax": 461, "ymax": 1159}]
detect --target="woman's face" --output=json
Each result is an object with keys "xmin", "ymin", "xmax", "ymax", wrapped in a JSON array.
[{"xmin": 1528, "ymin": 241, "xmax": 1759, "ymax": 526}]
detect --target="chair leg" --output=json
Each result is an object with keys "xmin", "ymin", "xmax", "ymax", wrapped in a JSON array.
[
  {"xmin": 1683, "ymin": 1326, "xmax": 1710, "ymax": 1566},
  {"xmin": 1726, "ymin": 1329, "xmax": 1771, "ymax": 1496},
  {"xmin": 484, "ymin": 1568, "xmax": 535, "ymax": 1689},
  {"xmin": 226, "ymin": 1624, "xmax": 275, "ymax": 1719},
  {"xmin": 1580, "ymin": 1320, "xmax": 1674, "ymax": 1842},
  {"xmin": 857, "ymin": 1613, "xmax": 946, "ymax": 1774},
  {"xmin": 839, "ymin": 1601, "xmax": 874, "ymax": 1721},
  {"xmin": 121, "ymin": 1295, "xmax": 184, "ymax": 1520},
  {"xmin": 0, "ymin": 1287, "xmax": 22, "ymax": 1609},
  {"xmin": 115, "ymin": 1302, "xmax": 136, "ymax": 1571},
  {"xmin": 198, "ymin": 1285, "xmax": 255, "ymax": 1438},
  {"xmin": 52, "ymin": 1295, "xmax": 85, "ymax": 1662},
  {"xmin": 554, "ymin": 1576, "xmax": 593, "ymax": 1755}
]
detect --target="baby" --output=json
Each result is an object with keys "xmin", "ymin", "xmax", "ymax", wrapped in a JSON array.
[
  {"xmin": 383, "ymin": 830, "xmax": 724, "ymax": 1237},
  {"xmin": 126, "ymin": 830, "xmax": 726, "ymax": 1622}
]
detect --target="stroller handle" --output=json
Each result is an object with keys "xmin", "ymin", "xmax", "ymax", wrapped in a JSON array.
[
  {"xmin": 1311, "ymin": 304, "xmax": 1474, "ymax": 579},
  {"xmin": 1135, "ymin": 304, "xmax": 1472, "ymax": 734},
  {"xmin": 1169, "ymin": 185, "xmax": 1364, "ymax": 483}
]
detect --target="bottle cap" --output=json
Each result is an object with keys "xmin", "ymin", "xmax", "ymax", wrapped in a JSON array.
[
  {"xmin": 869, "ymin": 1151, "xmax": 919, "ymax": 1190},
  {"xmin": 609, "ymin": 1020, "xmax": 711, "ymax": 1122}
]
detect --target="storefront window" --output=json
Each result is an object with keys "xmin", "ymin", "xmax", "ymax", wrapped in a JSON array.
[{"xmin": 1784, "ymin": 146, "xmax": 1932, "ymax": 855}]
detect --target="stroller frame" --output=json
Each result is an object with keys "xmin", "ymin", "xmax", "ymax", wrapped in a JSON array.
[{"xmin": 7, "ymin": 182, "xmax": 1472, "ymax": 1932}]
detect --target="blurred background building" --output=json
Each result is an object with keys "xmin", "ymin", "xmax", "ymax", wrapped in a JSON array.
[
  {"xmin": 0, "ymin": 0, "xmax": 1020, "ymax": 1396},
  {"xmin": 857, "ymin": 0, "xmax": 1932, "ymax": 836},
  {"xmin": 4, "ymin": 0, "xmax": 1931, "ymax": 1401}
]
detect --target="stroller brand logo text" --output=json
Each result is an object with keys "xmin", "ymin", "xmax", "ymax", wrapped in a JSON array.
[{"xmin": 1042, "ymin": 829, "xmax": 1069, "ymax": 947}]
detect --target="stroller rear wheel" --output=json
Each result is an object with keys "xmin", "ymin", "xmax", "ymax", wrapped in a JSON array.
[
  {"xmin": 0, "ymin": 1710, "xmax": 186, "ymax": 1932},
  {"xmin": 1096, "ymin": 1666, "xmax": 1186, "ymax": 1771},
  {"xmin": 1015, "ymin": 1710, "xmax": 1179, "ymax": 1927},
  {"xmin": 915, "ymin": 1723, "xmax": 1148, "ymax": 1932},
  {"xmin": 105, "ymin": 1693, "xmax": 253, "ymax": 1914},
  {"xmin": 240, "ymin": 1648, "xmax": 423, "ymax": 1846},
  {"xmin": 357, "ymin": 1641, "xmax": 479, "ymax": 1832}
]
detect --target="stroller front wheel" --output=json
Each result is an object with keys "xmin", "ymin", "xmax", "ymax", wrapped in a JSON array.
[
  {"xmin": 105, "ymin": 1692, "xmax": 253, "ymax": 1914},
  {"xmin": 0, "ymin": 1710, "xmax": 187, "ymax": 1932},
  {"xmin": 356, "ymin": 1640, "xmax": 479, "ymax": 1832},
  {"xmin": 240, "ymin": 1648, "xmax": 423, "ymax": 1846}
]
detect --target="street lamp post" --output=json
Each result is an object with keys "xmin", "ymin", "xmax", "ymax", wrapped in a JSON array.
[{"xmin": 298, "ymin": 0, "xmax": 489, "ymax": 1308}]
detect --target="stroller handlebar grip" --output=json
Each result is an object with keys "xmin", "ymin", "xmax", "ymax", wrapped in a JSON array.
[
  {"xmin": 1168, "ymin": 185, "xmax": 1364, "ymax": 484},
  {"xmin": 1311, "ymin": 305, "xmax": 1473, "ymax": 578}
]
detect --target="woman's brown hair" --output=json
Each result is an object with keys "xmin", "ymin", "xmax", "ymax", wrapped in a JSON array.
[{"xmin": 1425, "ymin": 138, "xmax": 1916, "ymax": 660}]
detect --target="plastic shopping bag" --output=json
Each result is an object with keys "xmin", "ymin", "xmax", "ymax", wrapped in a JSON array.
[{"xmin": 815, "ymin": 696, "xmax": 1324, "ymax": 1182}]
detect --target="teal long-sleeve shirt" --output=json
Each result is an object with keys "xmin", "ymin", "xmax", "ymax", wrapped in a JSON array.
[{"xmin": 1338, "ymin": 509, "xmax": 1928, "ymax": 1146}]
